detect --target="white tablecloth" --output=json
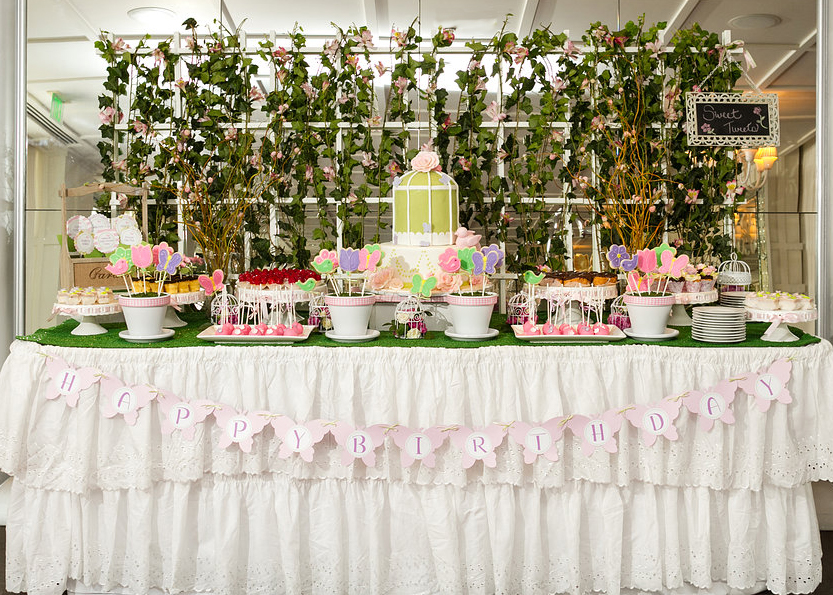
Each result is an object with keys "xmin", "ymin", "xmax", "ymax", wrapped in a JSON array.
[{"xmin": 1, "ymin": 338, "xmax": 832, "ymax": 595}]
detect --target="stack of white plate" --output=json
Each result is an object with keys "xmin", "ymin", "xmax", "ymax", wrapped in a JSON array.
[
  {"xmin": 691, "ymin": 306, "xmax": 747, "ymax": 343},
  {"xmin": 719, "ymin": 290, "xmax": 750, "ymax": 308}
]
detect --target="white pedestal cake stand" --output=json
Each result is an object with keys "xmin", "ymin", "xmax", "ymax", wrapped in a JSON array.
[
  {"xmin": 668, "ymin": 290, "xmax": 719, "ymax": 326},
  {"xmin": 165, "ymin": 290, "xmax": 207, "ymax": 328},
  {"xmin": 746, "ymin": 307, "xmax": 818, "ymax": 342},
  {"xmin": 51, "ymin": 303, "xmax": 122, "ymax": 336}
]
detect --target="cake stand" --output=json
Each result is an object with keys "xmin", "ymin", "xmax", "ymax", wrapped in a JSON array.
[
  {"xmin": 51, "ymin": 302, "xmax": 122, "ymax": 335},
  {"xmin": 534, "ymin": 284, "xmax": 619, "ymax": 302},
  {"xmin": 668, "ymin": 289, "xmax": 719, "ymax": 326},
  {"xmin": 165, "ymin": 290, "xmax": 207, "ymax": 328},
  {"xmin": 746, "ymin": 307, "xmax": 818, "ymax": 342}
]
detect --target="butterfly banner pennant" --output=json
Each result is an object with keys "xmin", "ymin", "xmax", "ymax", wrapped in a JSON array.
[
  {"xmin": 738, "ymin": 358, "xmax": 793, "ymax": 412},
  {"xmin": 43, "ymin": 355, "xmax": 101, "ymax": 407}
]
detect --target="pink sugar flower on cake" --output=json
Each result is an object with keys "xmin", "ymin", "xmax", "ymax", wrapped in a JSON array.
[{"xmin": 435, "ymin": 271, "xmax": 462, "ymax": 293}]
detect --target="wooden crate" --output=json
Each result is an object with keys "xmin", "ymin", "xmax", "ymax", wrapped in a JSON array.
[{"xmin": 59, "ymin": 182, "xmax": 148, "ymax": 289}]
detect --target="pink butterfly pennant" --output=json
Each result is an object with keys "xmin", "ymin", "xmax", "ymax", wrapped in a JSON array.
[
  {"xmin": 98, "ymin": 376, "xmax": 155, "ymax": 425},
  {"xmin": 212, "ymin": 403, "xmax": 271, "ymax": 453},
  {"xmin": 623, "ymin": 399, "xmax": 683, "ymax": 447},
  {"xmin": 329, "ymin": 421, "xmax": 387, "ymax": 467},
  {"xmin": 389, "ymin": 425, "xmax": 448, "ymax": 468},
  {"xmin": 269, "ymin": 416, "xmax": 332, "ymax": 462},
  {"xmin": 682, "ymin": 379, "xmax": 738, "ymax": 431},
  {"xmin": 448, "ymin": 424, "xmax": 506, "ymax": 469},
  {"xmin": 43, "ymin": 355, "xmax": 101, "ymax": 407},
  {"xmin": 156, "ymin": 392, "xmax": 217, "ymax": 441},
  {"xmin": 506, "ymin": 417, "xmax": 565, "ymax": 464},
  {"xmin": 738, "ymin": 358, "xmax": 793, "ymax": 412},
  {"xmin": 567, "ymin": 410, "xmax": 623, "ymax": 456}
]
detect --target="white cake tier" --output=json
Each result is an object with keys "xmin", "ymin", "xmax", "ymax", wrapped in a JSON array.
[
  {"xmin": 391, "ymin": 231, "xmax": 454, "ymax": 246},
  {"xmin": 380, "ymin": 243, "xmax": 452, "ymax": 282}
]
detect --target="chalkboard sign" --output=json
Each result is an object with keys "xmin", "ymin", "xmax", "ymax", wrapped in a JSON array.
[{"xmin": 685, "ymin": 92, "xmax": 779, "ymax": 147}]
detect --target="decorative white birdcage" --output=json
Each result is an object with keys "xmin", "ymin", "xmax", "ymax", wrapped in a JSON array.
[
  {"xmin": 507, "ymin": 292, "xmax": 536, "ymax": 325},
  {"xmin": 717, "ymin": 253, "xmax": 752, "ymax": 288},
  {"xmin": 307, "ymin": 294, "xmax": 332, "ymax": 332},
  {"xmin": 393, "ymin": 295, "xmax": 427, "ymax": 339},
  {"xmin": 210, "ymin": 293, "xmax": 239, "ymax": 326},
  {"xmin": 606, "ymin": 295, "xmax": 630, "ymax": 330}
]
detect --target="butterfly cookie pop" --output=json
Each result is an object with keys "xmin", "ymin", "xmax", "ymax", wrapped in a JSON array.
[
  {"xmin": 311, "ymin": 244, "xmax": 383, "ymax": 297},
  {"xmin": 436, "ymin": 243, "xmax": 505, "ymax": 296}
]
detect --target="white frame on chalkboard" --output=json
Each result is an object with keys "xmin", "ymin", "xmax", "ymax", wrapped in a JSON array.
[{"xmin": 685, "ymin": 92, "xmax": 780, "ymax": 147}]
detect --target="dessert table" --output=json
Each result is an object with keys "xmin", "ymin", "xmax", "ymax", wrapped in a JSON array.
[{"xmin": 1, "ymin": 315, "xmax": 831, "ymax": 595}]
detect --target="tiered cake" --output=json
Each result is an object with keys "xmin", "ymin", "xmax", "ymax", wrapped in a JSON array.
[{"xmin": 380, "ymin": 150, "xmax": 462, "ymax": 283}]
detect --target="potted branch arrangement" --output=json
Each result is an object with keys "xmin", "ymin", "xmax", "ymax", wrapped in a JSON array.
[
  {"xmin": 105, "ymin": 242, "xmax": 185, "ymax": 341},
  {"xmin": 438, "ymin": 244, "xmax": 505, "ymax": 339},
  {"xmin": 313, "ymin": 245, "xmax": 382, "ymax": 341},
  {"xmin": 607, "ymin": 243, "xmax": 689, "ymax": 339}
]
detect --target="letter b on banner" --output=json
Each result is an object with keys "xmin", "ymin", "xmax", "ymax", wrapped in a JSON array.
[{"xmin": 346, "ymin": 430, "xmax": 372, "ymax": 458}]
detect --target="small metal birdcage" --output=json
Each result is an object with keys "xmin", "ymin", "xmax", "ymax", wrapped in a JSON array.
[
  {"xmin": 210, "ymin": 292, "xmax": 239, "ymax": 326},
  {"xmin": 307, "ymin": 294, "xmax": 332, "ymax": 332},
  {"xmin": 393, "ymin": 296, "xmax": 427, "ymax": 339},
  {"xmin": 507, "ymin": 292, "xmax": 536, "ymax": 325},
  {"xmin": 717, "ymin": 253, "xmax": 752, "ymax": 290},
  {"xmin": 606, "ymin": 295, "xmax": 630, "ymax": 330}
]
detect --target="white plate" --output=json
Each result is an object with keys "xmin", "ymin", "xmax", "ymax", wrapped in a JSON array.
[
  {"xmin": 623, "ymin": 327, "xmax": 680, "ymax": 341},
  {"xmin": 693, "ymin": 306, "xmax": 746, "ymax": 314},
  {"xmin": 119, "ymin": 328, "xmax": 175, "ymax": 343},
  {"xmin": 511, "ymin": 325, "xmax": 626, "ymax": 342},
  {"xmin": 692, "ymin": 333, "xmax": 746, "ymax": 340},
  {"xmin": 197, "ymin": 325, "xmax": 315, "ymax": 343},
  {"xmin": 692, "ymin": 335, "xmax": 746, "ymax": 343},
  {"xmin": 325, "ymin": 329, "xmax": 381, "ymax": 343},
  {"xmin": 693, "ymin": 331, "xmax": 746, "ymax": 337},
  {"xmin": 445, "ymin": 328, "xmax": 500, "ymax": 342}
]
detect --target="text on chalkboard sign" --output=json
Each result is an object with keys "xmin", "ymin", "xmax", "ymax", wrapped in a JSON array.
[{"xmin": 685, "ymin": 92, "xmax": 779, "ymax": 147}]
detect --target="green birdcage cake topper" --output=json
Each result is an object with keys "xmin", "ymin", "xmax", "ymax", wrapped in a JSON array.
[{"xmin": 392, "ymin": 150, "xmax": 459, "ymax": 247}]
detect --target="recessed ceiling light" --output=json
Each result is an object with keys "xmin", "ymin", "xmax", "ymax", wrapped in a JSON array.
[
  {"xmin": 128, "ymin": 7, "xmax": 177, "ymax": 27},
  {"xmin": 728, "ymin": 14, "xmax": 782, "ymax": 30}
]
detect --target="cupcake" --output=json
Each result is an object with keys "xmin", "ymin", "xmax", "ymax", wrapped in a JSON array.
[
  {"xmin": 80, "ymin": 289, "xmax": 97, "ymax": 305},
  {"xmin": 57, "ymin": 289, "xmax": 70, "ymax": 304}
]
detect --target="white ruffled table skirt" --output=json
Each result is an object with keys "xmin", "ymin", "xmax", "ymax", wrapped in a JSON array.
[{"xmin": 1, "ymin": 339, "xmax": 832, "ymax": 595}]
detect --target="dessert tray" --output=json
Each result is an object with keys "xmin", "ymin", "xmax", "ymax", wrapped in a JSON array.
[
  {"xmin": 512, "ymin": 324, "xmax": 626, "ymax": 343},
  {"xmin": 51, "ymin": 302, "xmax": 122, "ymax": 336},
  {"xmin": 535, "ymin": 284, "xmax": 619, "ymax": 301},
  {"xmin": 746, "ymin": 307, "xmax": 818, "ymax": 342},
  {"xmin": 165, "ymin": 290, "xmax": 207, "ymax": 328},
  {"xmin": 169, "ymin": 290, "xmax": 206, "ymax": 305},
  {"xmin": 197, "ymin": 325, "xmax": 316, "ymax": 343}
]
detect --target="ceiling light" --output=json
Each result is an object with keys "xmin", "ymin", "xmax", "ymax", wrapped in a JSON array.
[
  {"xmin": 128, "ymin": 7, "xmax": 177, "ymax": 27},
  {"xmin": 728, "ymin": 14, "xmax": 782, "ymax": 30}
]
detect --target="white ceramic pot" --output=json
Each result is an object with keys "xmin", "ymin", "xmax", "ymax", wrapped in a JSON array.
[
  {"xmin": 324, "ymin": 294, "xmax": 377, "ymax": 337},
  {"xmin": 623, "ymin": 293, "xmax": 675, "ymax": 336},
  {"xmin": 118, "ymin": 294, "xmax": 171, "ymax": 337},
  {"xmin": 445, "ymin": 293, "xmax": 498, "ymax": 336}
]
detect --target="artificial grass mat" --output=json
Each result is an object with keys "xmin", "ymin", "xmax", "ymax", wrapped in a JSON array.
[{"xmin": 20, "ymin": 310, "xmax": 821, "ymax": 349}]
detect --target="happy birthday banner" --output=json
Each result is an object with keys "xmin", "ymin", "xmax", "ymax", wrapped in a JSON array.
[{"xmin": 40, "ymin": 354, "xmax": 794, "ymax": 467}]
